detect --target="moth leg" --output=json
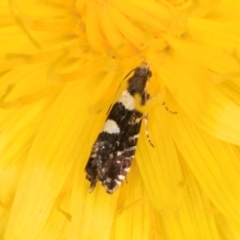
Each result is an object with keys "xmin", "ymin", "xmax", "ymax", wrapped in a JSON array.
[{"xmin": 143, "ymin": 113, "xmax": 154, "ymax": 148}]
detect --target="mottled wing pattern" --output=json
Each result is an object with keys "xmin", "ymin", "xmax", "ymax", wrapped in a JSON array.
[
  {"xmin": 85, "ymin": 62, "xmax": 151, "ymax": 193},
  {"xmin": 86, "ymin": 110, "xmax": 143, "ymax": 193}
]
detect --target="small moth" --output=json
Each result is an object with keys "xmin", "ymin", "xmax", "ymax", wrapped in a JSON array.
[{"xmin": 85, "ymin": 62, "xmax": 152, "ymax": 194}]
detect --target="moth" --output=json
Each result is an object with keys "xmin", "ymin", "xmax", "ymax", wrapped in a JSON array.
[{"xmin": 85, "ymin": 62, "xmax": 152, "ymax": 193}]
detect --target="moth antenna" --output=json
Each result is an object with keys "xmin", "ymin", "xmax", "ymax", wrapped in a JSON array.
[
  {"xmin": 162, "ymin": 102, "xmax": 177, "ymax": 114},
  {"xmin": 88, "ymin": 71, "xmax": 129, "ymax": 115}
]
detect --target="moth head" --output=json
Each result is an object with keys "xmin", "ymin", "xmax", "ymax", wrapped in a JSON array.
[{"xmin": 138, "ymin": 62, "xmax": 152, "ymax": 79}]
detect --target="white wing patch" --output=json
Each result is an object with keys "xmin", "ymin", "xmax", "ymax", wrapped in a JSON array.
[
  {"xmin": 118, "ymin": 90, "xmax": 135, "ymax": 111},
  {"xmin": 103, "ymin": 119, "xmax": 120, "ymax": 134}
]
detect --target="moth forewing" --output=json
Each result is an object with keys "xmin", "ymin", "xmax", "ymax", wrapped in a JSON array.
[{"xmin": 85, "ymin": 62, "xmax": 152, "ymax": 193}]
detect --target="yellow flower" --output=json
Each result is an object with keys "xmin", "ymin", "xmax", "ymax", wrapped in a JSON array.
[{"xmin": 1, "ymin": 0, "xmax": 240, "ymax": 239}]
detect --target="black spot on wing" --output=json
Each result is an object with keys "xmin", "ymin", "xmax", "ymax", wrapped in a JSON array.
[
  {"xmin": 107, "ymin": 102, "xmax": 131, "ymax": 127},
  {"xmin": 119, "ymin": 110, "xmax": 143, "ymax": 150}
]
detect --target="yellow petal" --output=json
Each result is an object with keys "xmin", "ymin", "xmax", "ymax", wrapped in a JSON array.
[
  {"xmin": 137, "ymin": 105, "xmax": 184, "ymax": 211},
  {"xmin": 172, "ymin": 111, "xmax": 240, "ymax": 231},
  {"xmin": 162, "ymin": 159, "xmax": 220, "ymax": 240}
]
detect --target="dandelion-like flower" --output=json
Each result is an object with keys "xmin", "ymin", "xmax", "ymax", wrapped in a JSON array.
[{"xmin": 1, "ymin": 0, "xmax": 240, "ymax": 239}]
